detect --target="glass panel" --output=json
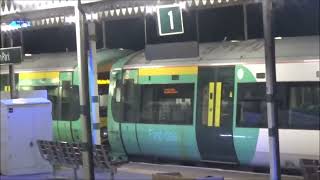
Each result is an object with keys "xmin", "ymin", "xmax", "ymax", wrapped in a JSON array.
[{"xmin": 140, "ymin": 83, "xmax": 194, "ymax": 125}]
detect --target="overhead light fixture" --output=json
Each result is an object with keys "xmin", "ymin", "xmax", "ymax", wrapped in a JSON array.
[
  {"xmin": 231, "ymin": 40, "xmax": 240, "ymax": 43},
  {"xmin": 274, "ymin": 37, "xmax": 282, "ymax": 40},
  {"xmin": 146, "ymin": 6, "xmax": 154, "ymax": 14},
  {"xmin": 25, "ymin": 54, "xmax": 32, "ymax": 57}
]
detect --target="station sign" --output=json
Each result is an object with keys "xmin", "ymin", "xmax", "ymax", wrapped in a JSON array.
[
  {"xmin": 157, "ymin": 4, "xmax": 184, "ymax": 36},
  {"xmin": 0, "ymin": 47, "xmax": 23, "ymax": 65}
]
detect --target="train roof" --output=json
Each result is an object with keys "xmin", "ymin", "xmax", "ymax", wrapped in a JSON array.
[
  {"xmin": 124, "ymin": 36, "xmax": 319, "ymax": 69},
  {"xmin": 0, "ymin": 48, "xmax": 132, "ymax": 74}
]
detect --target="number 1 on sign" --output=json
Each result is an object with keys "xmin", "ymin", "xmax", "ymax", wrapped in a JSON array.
[{"xmin": 168, "ymin": 10, "xmax": 174, "ymax": 30}]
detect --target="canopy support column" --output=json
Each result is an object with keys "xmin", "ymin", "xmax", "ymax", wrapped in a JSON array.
[
  {"xmin": 262, "ymin": 1, "xmax": 281, "ymax": 180},
  {"xmin": 75, "ymin": 1, "xmax": 95, "ymax": 179}
]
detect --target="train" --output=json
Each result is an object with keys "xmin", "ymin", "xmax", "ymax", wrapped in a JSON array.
[
  {"xmin": 107, "ymin": 36, "xmax": 319, "ymax": 169},
  {"xmin": 0, "ymin": 48, "xmax": 132, "ymax": 142}
]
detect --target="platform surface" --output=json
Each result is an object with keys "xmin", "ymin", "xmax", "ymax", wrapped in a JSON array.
[{"xmin": 1, "ymin": 162, "xmax": 303, "ymax": 180}]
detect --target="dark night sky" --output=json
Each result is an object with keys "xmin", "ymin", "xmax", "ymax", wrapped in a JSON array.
[{"xmin": 3, "ymin": 0, "xmax": 319, "ymax": 53}]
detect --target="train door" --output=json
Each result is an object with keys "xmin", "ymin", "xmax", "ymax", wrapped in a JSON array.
[{"xmin": 196, "ymin": 66, "xmax": 238, "ymax": 163}]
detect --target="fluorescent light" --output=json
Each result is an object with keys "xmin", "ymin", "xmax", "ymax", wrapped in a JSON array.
[
  {"xmin": 65, "ymin": 16, "xmax": 76, "ymax": 24},
  {"xmin": 208, "ymin": 62, "xmax": 245, "ymax": 66},
  {"xmin": 231, "ymin": 40, "xmax": 240, "ymax": 43},
  {"xmin": 304, "ymin": 59, "xmax": 319, "ymax": 62},
  {"xmin": 179, "ymin": 2, "xmax": 187, "ymax": 10},
  {"xmin": 274, "ymin": 37, "xmax": 282, "ymax": 40},
  {"xmin": 25, "ymin": 54, "xmax": 32, "ymax": 57}
]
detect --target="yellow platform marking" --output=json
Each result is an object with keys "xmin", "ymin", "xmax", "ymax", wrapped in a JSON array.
[
  {"xmin": 214, "ymin": 82, "xmax": 222, "ymax": 127},
  {"xmin": 139, "ymin": 66, "xmax": 198, "ymax": 76},
  {"xmin": 207, "ymin": 82, "xmax": 215, "ymax": 127},
  {"xmin": 19, "ymin": 72, "xmax": 59, "ymax": 80}
]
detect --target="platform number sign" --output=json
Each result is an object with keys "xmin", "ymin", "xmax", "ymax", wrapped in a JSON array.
[{"xmin": 157, "ymin": 4, "xmax": 184, "ymax": 36}]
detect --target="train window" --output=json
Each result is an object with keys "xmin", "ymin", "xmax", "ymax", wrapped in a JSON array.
[
  {"xmin": 237, "ymin": 82, "xmax": 320, "ymax": 130},
  {"xmin": 281, "ymin": 82, "xmax": 319, "ymax": 130},
  {"xmin": 20, "ymin": 84, "xmax": 80, "ymax": 121},
  {"xmin": 140, "ymin": 83, "xmax": 194, "ymax": 125},
  {"xmin": 123, "ymin": 79, "xmax": 140, "ymax": 123},
  {"xmin": 98, "ymin": 72, "xmax": 110, "ymax": 118},
  {"xmin": 236, "ymin": 83, "xmax": 267, "ymax": 128},
  {"xmin": 20, "ymin": 85, "xmax": 60, "ymax": 120},
  {"xmin": 0, "ymin": 74, "xmax": 19, "ymax": 91}
]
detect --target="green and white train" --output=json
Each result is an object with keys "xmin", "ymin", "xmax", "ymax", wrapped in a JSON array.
[
  {"xmin": 0, "ymin": 48, "xmax": 132, "ymax": 142},
  {"xmin": 107, "ymin": 36, "xmax": 319, "ymax": 169}
]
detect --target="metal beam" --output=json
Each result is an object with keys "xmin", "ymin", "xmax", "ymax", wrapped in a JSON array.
[
  {"xmin": 102, "ymin": 21, "xmax": 107, "ymax": 48},
  {"xmin": 75, "ymin": 1, "xmax": 95, "ymax": 179},
  {"xmin": 243, "ymin": 3, "xmax": 248, "ymax": 40},
  {"xmin": 1, "ymin": 32, "xmax": 4, "ymax": 48},
  {"xmin": 1, "ymin": 0, "xmax": 257, "ymax": 25},
  {"xmin": 262, "ymin": 0, "xmax": 281, "ymax": 180}
]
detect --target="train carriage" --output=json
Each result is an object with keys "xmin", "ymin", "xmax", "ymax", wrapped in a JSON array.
[
  {"xmin": 107, "ymin": 36, "xmax": 319, "ymax": 169},
  {"xmin": 0, "ymin": 48, "xmax": 132, "ymax": 142}
]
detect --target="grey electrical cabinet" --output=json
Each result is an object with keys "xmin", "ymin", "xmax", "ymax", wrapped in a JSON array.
[{"xmin": 0, "ymin": 98, "xmax": 52, "ymax": 175}]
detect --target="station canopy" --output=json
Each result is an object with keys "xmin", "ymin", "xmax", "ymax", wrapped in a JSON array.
[{"xmin": 1, "ymin": 0, "xmax": 256, "ymax": 32}]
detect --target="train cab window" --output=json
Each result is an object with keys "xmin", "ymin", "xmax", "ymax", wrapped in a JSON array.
[
  {"xmin": 123, "ymin": 79, "xmax": 140, "ymax": 123},
  {"xmin": 237, "ymin": 82, "xmax": 320, "ymax": 130},
  {"xmin": 140, "ymin": 84, "xmax": 194, "ymax": 125}
]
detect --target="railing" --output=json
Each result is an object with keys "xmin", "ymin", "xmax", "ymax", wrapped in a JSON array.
[{"xmin": 300, "ymin": 159, "xmax": 320, "ymax": 180}]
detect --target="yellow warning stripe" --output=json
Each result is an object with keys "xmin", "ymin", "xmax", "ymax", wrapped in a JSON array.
[
  {"xmin": 139, "ymin": 66, "xmax": 198, "ymax": 76},
  {"xmin": 214, "ymin": 82, "xmax": 222, "ymax": 127},
  {"xmin": 207, "ymin": 82, "xmax": 215, "ymax": 127},
  {"xmin": 19, "ymin": 72, "xmax": 59, "ymax": 80}
]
